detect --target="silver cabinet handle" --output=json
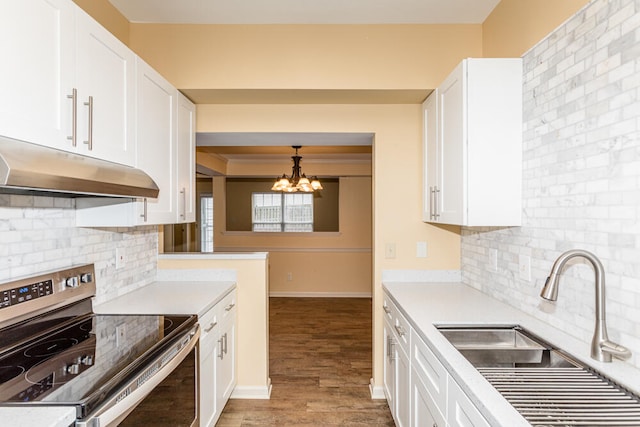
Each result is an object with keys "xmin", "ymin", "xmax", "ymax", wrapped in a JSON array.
[
  {"xmin": 225, "ymin": 303, "xmax": 235, "ymax": 312},
  {"xmin": 204, "ymin": 322, "xmax": 217, "ymax": 333},
  {"xmin": 389, "ymin": 338, "xmax": 396, "ymax": 362},
  {"xmin": 386, "ymin": 335, "xmax": 393, "ymax": 358},
  {"xmin": 383, "ymin": 305, "xmax": 391, "ymax": 314},
  {"xmin": 394, "ymin": 325, "xmax": 406, "ymax": 337},
  {"xmin": 223, "ymin": 332, "xmax": 228, "ymax": 355},
  {"xmin": 433, "ymin": 186, "xmax": 440, "ymax": 219},
  {"xmin": 217, "ymin": 337, "xmax": 224, "ymax": 359},
  {"xmin": 429, "ymin": 186, "xmax": 435, "ymax": 220},
  {"xmin": 67, "ymin": 88, "xmax": 77, "ymax": 147},
  {"xmin": 140, "ymin": 198, "xmax": 148, "ymax": 222},
  {"xmin": 84, "ymin": 96, "xmax": 93, "ymax": 150},
  {"xmin": 180, "ymin": 187, "xmax": 186, "ymax": 220}
]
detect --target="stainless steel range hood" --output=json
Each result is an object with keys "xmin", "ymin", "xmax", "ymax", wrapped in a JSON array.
[{"xmin": 0, "ymin": 137, "xmax": 159, "ymax": 198}]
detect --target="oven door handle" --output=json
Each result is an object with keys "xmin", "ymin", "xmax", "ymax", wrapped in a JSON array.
[{"xmin": 76, "ymin": 325, "xmax": 200, "ymax": 427}]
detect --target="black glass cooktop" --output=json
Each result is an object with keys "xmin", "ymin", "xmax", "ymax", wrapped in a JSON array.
[{"xmin": 0, "ymin": 298, "xmax": 195, "ymax": 412}]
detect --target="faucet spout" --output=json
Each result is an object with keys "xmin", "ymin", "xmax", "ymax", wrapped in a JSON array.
[{"xmin": 540, "ymin": 249, "xmax": 631, "ymax": 363}]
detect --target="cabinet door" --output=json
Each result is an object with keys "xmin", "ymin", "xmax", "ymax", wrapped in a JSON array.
[
  {"xmin": 199, "ymin": 307, "xmax": 219, "ymax": 427},
  {"xmin": 75, "ymin": 7, "xmax": 135, "ymax": 166},
  {"xmin": 411, "ymin": 370, "xmax": 440, "ymax": 427},
  {"xmin": 422, "ymin": 90, "xmax": 439, "ymax": 222},
  {"xmin": 383, "ymin": 320, "xmax": 395, "ymax": 412},
  {"xmin": 135, "ymin": 58, "xmax": 177, "ymax": 224},
  {"xmin": 447, "ymin": 377, "xmax": 490, "ymax": 427},
  {"xmin": 0, "ymin": 0, "xmax": 75, "ymax": 150},
  {"xmin": 395, "ymin": 344, "xmax": 410, "ymax": 427},
  {"xmin": 176, "ymin": 93, "xmax": 196, "ymax": 223},
  {"xmin": 215, "ymin": 317, "xmax": 236, "ymax": 418},
  {"xmin": 437, "ymin": 61, "xmax": 466, "ymax": 225}
]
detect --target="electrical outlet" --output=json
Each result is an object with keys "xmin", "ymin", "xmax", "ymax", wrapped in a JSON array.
[
  {"xmin": 489, "ymin": 248, "xmax": 498, "ymax": 272},
  {"xmin": 519, "ymin": 254, "xmax": 531, "ymax": 281},
  {"xmin": 116, "ymin": 324, "xmax": 126, "ymax": 347},
  {"xmin": 115, "ymin": 247, "xmax": 126, "ymax": 269},
  {"xmin": 385, "ymin": 243, "xmax": 396, "ymax": 259},
  {"xmin": 287, "ymin": 272, "xmax": 293, "ymax": 281},
  {"xmin": 416, "ymin": 241, "xmax": 428, "ymax": 258}
]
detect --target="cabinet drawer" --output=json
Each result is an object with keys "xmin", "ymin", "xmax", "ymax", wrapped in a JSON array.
[
  {"xmin": 219, "ymin": 290, "xmax": 237, "ymax": 323},
  {"xmin": 411, "ymin": 329, "xmax": 447, "ymax": 416},
  {"xmin": 393, "ymin": 305, "xmax": 411, "ymax": 355},
  {"xmin": 383, "ymin": 294, "xmax": 411, "ymax": 354},
  {"xmin": 382, "ymin": 295, "xmax": 394, "ymax": 322},
  {"xmin": 199, "ymin": 306, "xmax": 219, "ymax": 354}
]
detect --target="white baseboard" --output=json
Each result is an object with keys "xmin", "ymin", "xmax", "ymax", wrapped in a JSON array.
[
  {"xmin": 230, "ymin": 379, "xmax": 272, "ymax": 399},
  {"xmin": 369, "ymin": 378, "xmax": 386, "ymax": 399},
  {"xmin": 269, "ymin": 291, "xmax": 371, "ymax": 298}
]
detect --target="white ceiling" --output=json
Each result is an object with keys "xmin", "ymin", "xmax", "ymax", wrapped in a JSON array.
[{"xmin": 108, "ymin": 0, "xmax": 501, "ymax": 24}]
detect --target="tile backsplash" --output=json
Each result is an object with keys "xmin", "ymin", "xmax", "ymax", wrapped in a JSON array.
[
  {"xmin": 462, "ymin": 0, "xmax": 640, "ymax": 369},
  {"xmin": 0, "ymin": 194, "xmax": 157, "ymax": 305}
]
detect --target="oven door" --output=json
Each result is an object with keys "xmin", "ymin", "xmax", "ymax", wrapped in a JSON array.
[{"xmin": 76, "ymin": 325, "xmax": 200, "ymax": 427}]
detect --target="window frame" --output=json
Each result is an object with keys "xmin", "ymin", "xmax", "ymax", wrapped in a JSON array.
[{"xmin": 252, "ymin": 192, "xmax": 314, "ymax": 232}]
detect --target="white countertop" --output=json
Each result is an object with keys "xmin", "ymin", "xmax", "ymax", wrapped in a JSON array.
[
  {"xmin": 95, "ymin": 280, "xmax": 236, "ymax": 317},
  {"xmin": 159, "ymin": 252, "xmax": 268, "ymax": 261},
  {"xmin": 0, "ymin": 407, "xmax": 76, "ymax": 427},
  {"xmin": 383, "ymin": 281, "xmax": 640, "ymax": 426}
]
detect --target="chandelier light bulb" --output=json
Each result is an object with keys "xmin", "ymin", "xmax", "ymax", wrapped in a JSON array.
[{"xmin": 272, "ymin": 146, "xmax": 322, "ymax": 193}]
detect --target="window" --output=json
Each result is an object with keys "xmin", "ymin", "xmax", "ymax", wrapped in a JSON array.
[
  {"xmin": 200, "ymin": 195, "xmax": 214, "ymax": 252},
  {"xmin": 252, "ymin": 192, "xmax": 314, "ymax": 232}
]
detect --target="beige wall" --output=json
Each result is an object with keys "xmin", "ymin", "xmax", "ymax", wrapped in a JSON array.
[
  {"xmin": 72, "ymin": 0, "xmax": 130, "ymax": 45},
  {"xmin": 483, "ymin": 0, "xmax": 591, "ymax": 57},
  {"xmin": 129, "ymin": 24, "xmax": 482, "ymax": 93},
  {"xmin": 216, "ymin": 175, "xmax": 374, "ymax": 295}
]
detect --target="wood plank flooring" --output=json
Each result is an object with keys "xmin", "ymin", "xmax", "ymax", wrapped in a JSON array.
[{"xmin": 216, "ymin": 297, "xmax": 394, "ymax": 426}]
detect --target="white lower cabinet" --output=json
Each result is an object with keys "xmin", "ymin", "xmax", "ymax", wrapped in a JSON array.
[
  {"xmin": 199, "ymin": 289, "xmax": 237, "ymax": 427},
  {"xmin": 411, "ymin": 372, "xmax": 439, "ymax": 427},
  {"xmin": 383, "ymin": 297, "xmax": 410, "ymax": 427},
  {"xmin": 447, "ymin": 377, "xmax": 490, "ymax": 427},
  {"xmin": 216, "ymin": 291, "xmax": 237, "ymax": 416},
  {"xmin": 199, "ymin": 304, "xmax": 219, "ymax": 427},
  {"xmin": 410, "ymin": 328, "xmax": 446, "ymax": 427},
  {"xmin": 383, "ymin": 291, "xmax": 489, "ymax": 427}
]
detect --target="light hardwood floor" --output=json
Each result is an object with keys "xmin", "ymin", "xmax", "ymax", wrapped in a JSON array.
[{"xmin": 216, "ymin": 297, "xmax": 395, "ymax": 426}]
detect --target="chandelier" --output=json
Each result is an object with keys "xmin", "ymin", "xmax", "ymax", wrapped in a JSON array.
[{"xmin": 271, "ymin": 146, "xmax": 323, "ymax": 193}]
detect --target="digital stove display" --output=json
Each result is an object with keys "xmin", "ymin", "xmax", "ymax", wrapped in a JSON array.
[{"xmin": 0, "ymin": 280, "xmax": 53, "ymax": 309}]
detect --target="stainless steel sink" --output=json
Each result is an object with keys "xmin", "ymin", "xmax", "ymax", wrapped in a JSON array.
[
  {"xmin": 437, "ymin": 325, "xmax": 578, "ymax": 368},
  {"xmin": 436, "ymin": 325, "xmax": 640, "ymax": 425}
]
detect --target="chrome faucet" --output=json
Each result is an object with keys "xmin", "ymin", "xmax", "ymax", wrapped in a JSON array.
[{"xmin": 541, "ymin": 249, "xmax": 631, "ymax": 363}]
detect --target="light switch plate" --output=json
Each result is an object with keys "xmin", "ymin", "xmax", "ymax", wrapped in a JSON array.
[
  {"xmin": 385, "ymin": 243, "xmax": 396, "ymax": 259},
  {"xmin": 416, "ymin": 241, "xmax": 427, "ymax": 258}
]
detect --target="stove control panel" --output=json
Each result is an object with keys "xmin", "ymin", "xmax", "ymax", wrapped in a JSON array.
[
  {"xmin": 0, "ymin": 264, "xmax": 96, "ymax": 328},
  {"xmin": 0, "ymin": 279, "xmax": 53, "ymax": 309}
]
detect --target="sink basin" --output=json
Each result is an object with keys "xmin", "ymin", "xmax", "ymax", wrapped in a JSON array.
[
  {"xmin": 437, "ymin": 325, "xmax": 578, "ymax": 368},
  {"xmin": 436, "ymin": 325, "xmax": 640, "ymax": 425}
]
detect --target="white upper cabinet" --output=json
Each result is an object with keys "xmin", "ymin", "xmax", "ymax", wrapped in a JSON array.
[
  {"xmin": 76, "ymin": 61, "xmax": 197, "ymax": 227},
  {"xmin": 1, "ymin": 1, "xmax": 135, "ymax": 166},
  {"xmin": 135, "ymin": 57, "xmax": 177, "ymax": 225},
  {"xmin": 423, "ymin": 58, "xmax": 523, "ymax": 226},
  {"xmin": 0, "ymin": 0, "xmax": 75, "ymax": 149},
  {"xmin": 176, "ymin": 93, "xmax": 196, "ymax": 223},
  {"xmin": 74, "ymin": 7, "xmax": 136, "ymax": 166}
]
